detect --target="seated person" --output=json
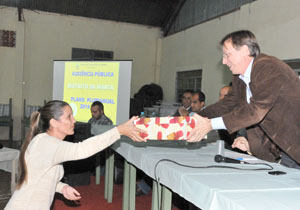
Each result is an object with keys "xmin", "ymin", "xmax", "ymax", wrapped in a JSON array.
[
  {"xmin": 88, "ymin": 101, "xmax": 113, "ymax": 176},
  {"xmin": 88, "ymin": 101, "xmax": 113, "ymax": 126},
  {"xmin": 217, "ymin": 86, "xmax": 248, "ymax": 151},
  {"xmin": 180, "ymin": 91, "xmax": 206, "ymax": 116},
  {"xmin": 219, "ymin": 85, "xmax": 230, "ymax": 100},
  {"xmin": 217, "ymin": 86, "xmax": 237, "ymax": 147},
  {"xmin": 174, "ymin": 90, "xmax": 194, "ymax": 116}
]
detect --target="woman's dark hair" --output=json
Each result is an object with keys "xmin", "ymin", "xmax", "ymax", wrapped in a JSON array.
[
  {"xmin": 220, "ymin": 30, "xmax": 260, "ymax": 57},
  {"xmin": 17, "ymin": 100, "xmax": 69, "ymax": 188}
]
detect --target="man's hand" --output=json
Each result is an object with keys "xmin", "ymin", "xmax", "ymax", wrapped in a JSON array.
[
  {"xmin": 62, "ymin": 185, "xmax": 81, "ymax": 201},
  {"xmin": 187, "ymin": 113, "xmax": 212, "ymax": 142},
  {"xmin": 232, "ymin": 136, "xmax": 250, "ymax": 152},
  {"xmin": 178, "ymin": 107, "xmax": 189, "ymax": 116}
]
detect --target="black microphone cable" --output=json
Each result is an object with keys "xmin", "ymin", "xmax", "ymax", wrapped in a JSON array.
[
  {"xmin": 154, "ymin": 158, "xmax": 273, "ymax": 177},
  {"xmin": 153, "ymin": 158, "xmax": 273, "ymax": 210}
]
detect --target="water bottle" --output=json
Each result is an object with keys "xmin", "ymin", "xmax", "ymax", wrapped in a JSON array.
[
  {"xmin": 140, "ymin": 112, "xmax": 146, "ymax": 118},
  {"xmin": 150, "ymin": 112, "xmax": 157, "ymax": 117}
]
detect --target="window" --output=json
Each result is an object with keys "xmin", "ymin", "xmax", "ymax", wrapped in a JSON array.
[
  {"xmin": 0, "ymin": 30, "xmax": 16, "ymax": 47},
  {"xmin": 72, "ymin": 48, "xmax": 113, "ymax": 60},
  {"xmin": 284, "ymin": 59, "xmax": 300, "ymax": 78},
  {"xmin": 176, "ymin": 69, "xmax": 202, "ymax": 103}
]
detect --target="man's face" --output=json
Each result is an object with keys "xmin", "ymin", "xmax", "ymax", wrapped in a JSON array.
[
  {"xmin": 222, "ymin": 39, "xmax": 251, "ymax": 75},
  {"xmin": 191, "ymin": 94, "xmax": 204, "ymax": 113},
  {"xmin": 182, "ymin": 92, "xmax": 192, "ymax": 108},
  {"xmin": 91, "ymin": 105, "xmax": 103, "ymax": 120}
]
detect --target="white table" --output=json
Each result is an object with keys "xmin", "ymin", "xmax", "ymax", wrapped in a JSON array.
[
  {"xmin": 111, "ymin": 139, "xmax": 300, "ymax": 210},
  {"xmin": 0, "ymin": 147, "xmax": 20, "ymax": 193}
]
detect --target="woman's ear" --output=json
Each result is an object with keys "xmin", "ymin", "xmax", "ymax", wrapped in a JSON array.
[{"xmin": 49, "ymin": 118, "xmax": 58, "ymax": 128}]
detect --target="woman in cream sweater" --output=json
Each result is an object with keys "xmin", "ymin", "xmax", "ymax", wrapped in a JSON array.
[{"xmin": 5, "ymin": 100, "xmax": 145, "ymax": 210}]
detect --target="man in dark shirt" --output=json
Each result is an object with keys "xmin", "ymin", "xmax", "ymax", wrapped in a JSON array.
[
  {"xmin": 88, "ymin": 101, "xmax": 113, "ymax": 179},
  {"xmin": 88, "ymin": 101, "xmax": 113, "ymax": 125}
]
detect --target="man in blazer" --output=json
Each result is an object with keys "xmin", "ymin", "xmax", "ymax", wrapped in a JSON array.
[{"xmin": 187, "ymin": 30, "xmax": 300, "ymax": 168}]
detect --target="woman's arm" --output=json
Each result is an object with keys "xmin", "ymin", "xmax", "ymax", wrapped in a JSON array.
[{"xmin": 52, "ymin": 117, "xmax": 146, "ymax": 164}]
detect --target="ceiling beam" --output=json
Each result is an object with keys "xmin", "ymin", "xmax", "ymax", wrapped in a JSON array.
[{"xmin": 162, "ymin": 0, "xmax": 186, "ymax": 37}]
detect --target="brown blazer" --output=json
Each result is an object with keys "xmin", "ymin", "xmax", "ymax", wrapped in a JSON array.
[{"xmin": 201, "ymin": 54, "xmax": 300, "ymax": 163}]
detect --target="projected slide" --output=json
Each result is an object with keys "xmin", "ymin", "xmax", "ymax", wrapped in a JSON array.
[
  {"xmin": 53, "ymin": 60, "xmax": 132, "ymax": 124},
  {"xmin": 64, "ymin": 62, "xmax": 119, "ymax": 123}
]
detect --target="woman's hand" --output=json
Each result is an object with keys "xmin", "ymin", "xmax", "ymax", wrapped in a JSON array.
[
  {"xmin": 117, "ymin": 116, "xmax": 147, "ymax": 142},
  {"xmin": 232, "ymin": 136, "xmax": 250, "ymax": 152},
  {"xmin": 62, "ymin": 185, "xmax": 81, "ymax": 201}
]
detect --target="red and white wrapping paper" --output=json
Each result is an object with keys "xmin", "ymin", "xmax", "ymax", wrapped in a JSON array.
[{"xmin": 134, "ymin": 116, "xmax": 196, "ymax": 140}]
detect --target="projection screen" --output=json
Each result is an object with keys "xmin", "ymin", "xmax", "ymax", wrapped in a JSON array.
[{"xmin": 53, "ymin": 60, "xmax": 132, "ymax": 125}]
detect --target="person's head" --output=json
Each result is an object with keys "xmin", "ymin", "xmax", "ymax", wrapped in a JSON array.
[
  {"xmin": 18, "ymin": 100, "xmax": 76, "ymax": 188},
  {"xmin": 181, "ymin": 90, "xmax": 194, "ymax": 108},
  {"xmin": 191, "ymin": 91, "xmax": 205, "ymax": 113},
  {"xmin": 220, "ymin": 30, "xmax": 260, "ymax": 75},
  {"xmin": 90, "ymin": 101, "xmax": 104, "ymax": 120},
  {"xmin": 41, "ymin": 101, "xmax": 76, "ymax": 139},
  {"xmin": 219, "ymin": 86, "xmax": 231, "ymax": 100}
]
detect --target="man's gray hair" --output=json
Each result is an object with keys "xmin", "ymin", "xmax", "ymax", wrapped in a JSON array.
[{"xmin": 220, "ymin": 30, "xmax": 260, "ymax": 57}]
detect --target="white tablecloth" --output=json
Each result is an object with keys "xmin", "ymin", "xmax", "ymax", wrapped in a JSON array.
[
  {"xmin": 0, "ymin": 147, "xmax": 20, "ymax": 192},
  {"xmin": 111, "ymin": 139, "xmax": 300, "ymax": 210}
]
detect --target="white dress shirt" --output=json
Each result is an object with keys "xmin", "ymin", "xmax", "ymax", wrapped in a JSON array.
[{"xmin": 211, "ymin": 58, "xmax": 254, "ymax": 130}]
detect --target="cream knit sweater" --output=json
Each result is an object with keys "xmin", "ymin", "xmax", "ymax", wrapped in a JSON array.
[{"xmin": 5, "ymin": 127, "xmax": 120, "ymax": 210}]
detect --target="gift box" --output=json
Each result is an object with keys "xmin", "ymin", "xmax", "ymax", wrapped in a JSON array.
[{"xmin": 134, "ymin": 116, "xmax": 196, "ymax": 140}]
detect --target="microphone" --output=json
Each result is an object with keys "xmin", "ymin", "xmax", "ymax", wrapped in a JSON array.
[{"xmin": 214, "ymin": 154, "xmax": 249, "ymax": 164}]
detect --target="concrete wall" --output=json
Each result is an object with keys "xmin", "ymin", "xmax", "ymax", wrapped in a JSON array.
[{"xmin": 0, "ymin": 8, "xmax": 161, "ymax": 140}]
